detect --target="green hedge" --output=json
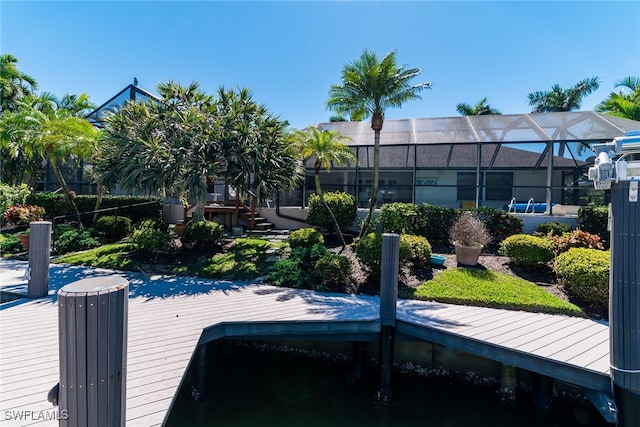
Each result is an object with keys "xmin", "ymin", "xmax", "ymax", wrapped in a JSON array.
[
  {"xmin": 26, "ymin": 192, "xmax": 162, "ymax": 225},
  {"xmin": 499, "ymin": 234, "xmax": 554, "ymax": 266}
]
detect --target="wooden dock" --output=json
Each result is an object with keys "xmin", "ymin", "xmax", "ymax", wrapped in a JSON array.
[{"xmin": 0, "ymin": 260, "xmax": 611, "ymax": 426}]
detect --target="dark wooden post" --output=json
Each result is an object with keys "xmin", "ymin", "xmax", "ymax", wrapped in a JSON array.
[
  {"xmin": 58, "ymin": 276, "xmax": 129, "ymax": 427},
  {"xmin": 610, "ymin": 180, "xmax": 639, "ymax": 427},
  {"xmin": 378, "ymin": 233, "xmax": 399, "ymax": 402},
  {"xmin": 27, "ymin": 221, "xmax": 52, "ymax": 298}
]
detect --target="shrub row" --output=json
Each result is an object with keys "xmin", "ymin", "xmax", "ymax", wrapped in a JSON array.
[{"xmin": 26, "ymin": 192, "xmax": 162, "ymax": 225}]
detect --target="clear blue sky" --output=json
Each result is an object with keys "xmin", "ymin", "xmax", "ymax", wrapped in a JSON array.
[{"xmin": 1, "ymin": 1, "xmax": 639, "ymax": 130}]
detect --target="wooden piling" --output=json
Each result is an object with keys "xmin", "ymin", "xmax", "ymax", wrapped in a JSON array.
[
  {"xmin": 27, "ymin": 221, "xmax": 51, "ymax": 298},
  {"xmin": 378, "ymin": 233, "xmax": 399, "ymax": 402}
]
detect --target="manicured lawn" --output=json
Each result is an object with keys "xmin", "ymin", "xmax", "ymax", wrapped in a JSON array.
[
  {"xmin": 54, "ymin": 243, "xmax": 138, "ymax": 270},
  {"xmin": 412, "ymin": 267, "xmax": 583, "ymax": 316}
]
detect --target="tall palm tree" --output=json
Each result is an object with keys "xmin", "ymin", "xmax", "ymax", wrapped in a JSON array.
[
  {"xmin": 294, "ymin": 125, "xmax": 356, "ymax": 251},
  {"xmin": 596, "ymin": 76, "xmax": 640, "ymax": 121},
  {"xmin": 527, "ymin": 77, "xmax": 601, "ymax": 113},
  {"xmin": 327, "ymin": 49, "xmax": 431, "ymax": 238},
  {"xmin": 456, "ymin": 97, "xmax": 501, "ymax": 116}
]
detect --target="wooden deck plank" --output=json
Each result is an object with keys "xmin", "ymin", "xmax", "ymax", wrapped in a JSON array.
[{"xmin": 1, "ymin": 260, "xmax": 613, "ymax": 426}]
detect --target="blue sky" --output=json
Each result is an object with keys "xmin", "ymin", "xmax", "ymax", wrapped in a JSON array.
[{"xmin": 1, "ymin": 1, "xmax": 639, "ymax": 130}]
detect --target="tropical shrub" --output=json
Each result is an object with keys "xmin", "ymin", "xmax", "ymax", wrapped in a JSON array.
[
  {"xmin": 131, "ymin": 228, "xmax": 173, "ymax": 254},
  {"xmin": 355, "ymin": 232, "xmax": 429, "ymax": 279},
  {"xmin": 380, "ymin": 202, "xmax": 423, "ymax": 234},
  {"xmin": 400, "ymin": 234, "xmax": 432, "ymax": 264},
  {"xmin": 535, "ymin": 221, "xmax": 573, "ymax": 237},
  {"xmin": 313, "ymin": 254, "xmax": 352, "ymax": 292},
  {"xmin": 549, "ymin": 230, "xmax": 604, "ymax": 255},
  {"xmin": 54, "ymin": 227, "xmax": 102, "ymax": 254},
  {"xmin": 288, "ymin": 228, "xmax": 324, "ymax": 249},
  {"xmin": 0, "ymin": 184, "xmax": 32, "ymax": 226},
  {"xmin": 4, "ymin": 204, "xmax": 45, "ymax": 226},
  {"xmin": 0, "ymin": 232, "xmax": 23, "ymax": 254},
  {"xmin": 554, "ymin": 248, "xmax": 610, "ymax": 311},
  {"xmin": 134, "ymin": 217, "xmax": 169, "ymax": 233},
  {"xmin": 182, "ymin": 220, "xmax": 224, "ymax": 248},
  {"xmin": 577, "ymin": 205, "xmax": 609, "ymax": 246},
  {"xmin": 268, "ymin": 243, "xmax": 328, "ymax": 289},
  {"xmin": 306, "ymin": 191, "xmax": 357, "ymax": 232},
  {"xmin": 499, "ymin": 234, "xmax": 554, "ymax": 266},
  {"xmin": 95, "ymin": 215, "xmax": 133, "ymax": 240}
]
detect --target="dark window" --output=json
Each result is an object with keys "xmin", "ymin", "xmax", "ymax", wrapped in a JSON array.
[
  {"xmin": 457, "ymin": 173, "xmax": 476, "ymax": 200},
  {"xmin": 485, "ymin": 172, "xmax": 513, "ymax": 200}
]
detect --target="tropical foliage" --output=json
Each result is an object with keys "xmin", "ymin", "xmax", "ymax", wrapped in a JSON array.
[
  {"xmin": 327, "ymin": 49, "xmax": 430, "ymax": 237},
  {"xmin": 456, "ymin": 97, "xmax": 501, "ymax": 115},
  {"xmin": 293, "ymin": 125, "xmax": 356, "ymax": 249},
  {"xmin": 596, "ymin": 76, "xmax": 640, "ymax": 121},
  {"xmin": 527, "ymin": 77, "xmax": 601, "ymax": 112}
]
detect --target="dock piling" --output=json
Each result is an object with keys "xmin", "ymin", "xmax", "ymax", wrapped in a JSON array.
[
  {"xmin": 27, "ymin": 221, "xmax": 51, "ymax": 298},
  {"xmin": 378, "ymin": 233, "xmax": 399, "ymax": 402}
]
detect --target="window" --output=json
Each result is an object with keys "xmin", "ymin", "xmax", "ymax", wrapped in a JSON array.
[
  {"xmin": 485, "ymin": 172, "xmax": 513, "ymax": 200},
  {"xmin": 457, "ymin": 173, "xmax": 476, "ymax": 200}
]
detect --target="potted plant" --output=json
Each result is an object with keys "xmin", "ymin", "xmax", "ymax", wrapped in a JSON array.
[
  {"xmin": 449, "ymin": 212, "xmax": 491, "ymax": 266},
  {"xmin": 17, "ymin": 229, "xmax": 31, "ymax": 251}
]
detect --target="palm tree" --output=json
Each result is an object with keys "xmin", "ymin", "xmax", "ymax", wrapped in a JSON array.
[
  {"xmin": 456, "ymin": 97, "xmax": 501, "ymax": 116},
  {"xmin": 527, "ymin": 77, "xmax": 601, "ymax": 113},
  {"xmin": 294, "ymin": 125, "xmax": 356, "ymax": 251},
  {"xmin": 327, "ymin": 49, "xmax": 431, "ymax": 238},
  {"xmin": 596, "ymin": 76, "xmax": 640, "ymax": 121},
  {"xmin": 1, "ymin": 93, "xmax": 99, "ymax": 223},
  {"xmin": 0, "ymin": 54, "xmax": 38, "ymax": 113}
]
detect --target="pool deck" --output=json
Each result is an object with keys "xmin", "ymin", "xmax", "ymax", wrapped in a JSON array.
[{"xmin": 0, "ymin": 259, "xmax": 611, "ymax": 426}]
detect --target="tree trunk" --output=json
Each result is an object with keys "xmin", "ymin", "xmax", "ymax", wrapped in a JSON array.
[
  {"xmin": 359, "ymin": 124, "xmax": 381, "ymax": 239},
  {"xmin": 50, "ymin": 158, "xmax": 83, "ymax": 227},
  {"xmin": 92, "ymin": 182, "xmax": 106, "ymax": 226},
  {"xmin": 315, "ymin": 172, "xmax": 346, "ymax": 252},
  {"xmin": 193, "ymin": 175, "xmax": 207, "ymax": 222}
]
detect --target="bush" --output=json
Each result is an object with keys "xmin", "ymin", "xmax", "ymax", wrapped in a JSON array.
[
  {"xmin": 95, "ymin": 216, "xmax": 132, "ymax": 240},
  {"xmin": 380, "ymin": 203, "xmax": 423, "ymax": 234},
  {"xmin": 54, "ymin": 227, "xmax": 102, "ymax": 254},
  {"xmin": 0, "ymin": 232, "xmax": 23, "ymax": 254},
  {"xmin": 416, "ymin": 204, "xmax": 458, "ymax": 244},
  {"xmin": 499, "ymin": 234, "xmax": 554, "ymax": 266},
  {"xmin": 0, "ymin": 184, "xmax": 32, "ymax": 226},
  {"xmin": 400, "ymin": 234, "xmax": 432, "ymax": 264},
  {"xmin": 549, "ymin": 230, "xmax": 604, "ymax": 255},
  {"xmin": 535, "ymin": 221, "xmax": 573, "ymax": 237},
  {"xmin": 268, "ymin": 243, "xmax": 328, "ymax": 289},
  {"xmin": 475, "ymin": 207, "xmax": 524, "ymax": 244},
  {"xmin": 577, "ymin": 205, "xmax": 609, "ymax": 246},
  {"xmin": 182, "ymin": 220, "xmax": 224, "ymax": 248},
  {"xmin": 554, "ymin": 248, "xmax": 610, "ymax": 311},
  {"xmin": 131, "ymin": 228, "xmax": 173, "ymax": 254},
  {"xmin": 134, "ymin": 217, "xmax": 169, "ymax": 233},
  {"xmin": 313, "ymin": 254, "xmax": 352, "ymax": 292},
  {"xmin": 288, "ymin": 228, "xmax": 324, "ymax": 249},
  {"xmin": 3, "ymin": 204, "xmax": 45, "ymax": 226},
  {"xmin": 306, "ymin": 191, "xmax": 357, "ymax": 232},
  {"xmin": 355, "ymin": 232, "xmax": 429, "ymax": 279}
]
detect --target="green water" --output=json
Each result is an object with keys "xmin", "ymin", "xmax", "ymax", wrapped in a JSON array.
[{"xmin": 166, "ymin": 342, "xmax": 608, "ymax": 427}]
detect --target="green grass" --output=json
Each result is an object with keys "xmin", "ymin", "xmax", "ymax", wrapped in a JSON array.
[
  {"xmin": 54, "ymin": 243, "xmax": 138, "ymax": 271},
  {"xmin": 411, "ymin": 267, "xmax": 583, "ymax": 316}
]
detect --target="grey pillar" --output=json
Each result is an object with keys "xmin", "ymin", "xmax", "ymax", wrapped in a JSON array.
[
  {"xmin": 28, "ymin": 221, "xmax": 52, "ymax": 298},
  {"xmin": 378, "ymin": 233, "xmax": 399, "ymax": 402},
  {"xmin": 58, "ymin": 276, "xmax": 129, "ymax": 427},
  {"xmin": 610, "ymin": 180, "xmax": 640, "ymax": 427}
]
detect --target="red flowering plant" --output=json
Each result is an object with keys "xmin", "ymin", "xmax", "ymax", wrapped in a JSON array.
[{"xmin": 3, "ymin": 204, "xmax": 45, "ymax": 226}]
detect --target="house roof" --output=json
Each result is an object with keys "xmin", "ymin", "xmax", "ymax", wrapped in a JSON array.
[
  {"xmin": 86, "ymin": 83, "xmax": 159, "ymax": 127},
  {"xmin": 317, "ymin": 111, "xmax": 640, "ymax": 145}
]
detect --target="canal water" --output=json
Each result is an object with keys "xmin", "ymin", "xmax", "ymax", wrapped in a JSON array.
[{"xmin": 166, "ymin": 342, "xmax": 608, "ymax": 427}]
